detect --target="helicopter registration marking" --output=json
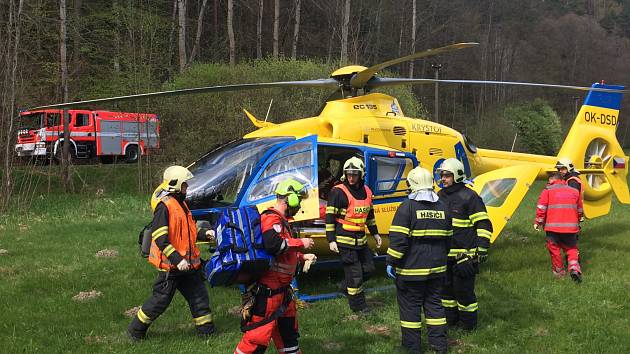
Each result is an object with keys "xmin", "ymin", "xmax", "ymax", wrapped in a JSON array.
[
  {"xmin": 584, "ymin": 111, "xmax": 617, "ymax": 126},
  {"xmin": 411, "ymin": 123, "xmax": 442, "ymax": 134}
]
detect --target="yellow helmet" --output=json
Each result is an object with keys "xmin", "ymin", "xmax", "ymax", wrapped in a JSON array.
[
  {"xmin": 555, "ymin": 157, "xmax": 575, "ymax": 173},
  {"xmin": 406, "ymin": 166, "xmax": 434, "ymax": 191},
  {"xmin": 163, "ymin": 165, "xmax": 194, "ymax": 193},
  {"xmin": 342, "ymin": 157, "xmax": 365, "ymax": 179}
]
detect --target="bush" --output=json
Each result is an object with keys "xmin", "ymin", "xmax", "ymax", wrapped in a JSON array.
[{"xmin": 504, "ymin": 99, "xmax": 562, "ymax": 155}]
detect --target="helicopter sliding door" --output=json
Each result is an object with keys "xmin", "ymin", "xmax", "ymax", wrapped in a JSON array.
[
  {"xmin": 469, "ymin": 165, "xmax": 540, "ymax": 242},
  {"xmin": 366, "ymin": 151, "xmax": 418, "ymax": 235},
  {"xmin": 242, "ymin": 135, "xmax": 320, "ymax": 221}
]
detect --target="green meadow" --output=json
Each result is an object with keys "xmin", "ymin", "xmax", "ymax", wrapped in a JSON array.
[{"xmin": 1, "ymin": 165, "xmax": 629, "ymax": 353}]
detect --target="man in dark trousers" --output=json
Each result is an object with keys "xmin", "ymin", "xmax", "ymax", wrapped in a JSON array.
[
  {"xmin": 534, "ymin": 172, "xmax": 584, "ymax": 282},
  {"xmin": 235, "ymin": 178, "xmax": 316, "ymax": 354},
  {"xmin": 326, "ymin": 157, "xmax": 382, "ymax": 313},
  {"xmin": 437, "ymin": 158, "xmax": 493, "ymax": 331},
  {"xmin": 128, "ymin": 165, "xmax": 216, "ymax": 340},
  {"xmin": 387, "ymin": 166, "xmax": 452, "ymax": 354}
]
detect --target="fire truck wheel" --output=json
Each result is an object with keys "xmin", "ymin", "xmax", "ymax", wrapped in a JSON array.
[
  {"xmin": 54, "ymin": 142, "xmax": 76, "ymax": 163},
  {"xmin": 125, "ymin": 145, "xmax": 139, "ymax": 163}
]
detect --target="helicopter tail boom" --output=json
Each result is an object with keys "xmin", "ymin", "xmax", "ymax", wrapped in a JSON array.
[{"xmin": 557, "ymin": 83, "xmax": 629, "ymax": 218}]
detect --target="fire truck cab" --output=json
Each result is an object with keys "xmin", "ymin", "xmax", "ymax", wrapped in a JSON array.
[{"xmin": 15, "ymin": 109, "xmax": 159, "ymax": 163}]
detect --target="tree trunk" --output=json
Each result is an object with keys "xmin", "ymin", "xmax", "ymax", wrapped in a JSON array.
[
  {"xmin": 227, "ymin": 0, "xmax": 235, "ymax": 66},
  {"xmin": 167, "ymin": 0, "xmax": 177, "ymax": 71},
  {"xmin": 1, "ymin": 0, "xmax": 24, "ymax": 211},
  {"xmin": 273, "ymin": 0, "xmax": 279, "ymax": 57},
  {"xmin": 409, "ymin": 0, "xmax": 416, "ymax": 78},
  {"xmin": 177, "ymin": 0, "xmax": 187, "ymax": 73},
  {"xmin": 257, "ymin": 0, "xmax": 264, "ymax": 58},
  {"xmin": 72, "ymin": 0, "xmax": 81, "ymax": 73},
  {"xmin": 60, "ymin": 0, "xmax": 73, "ymax": 192},
  {"xmin": 188, "ymin": 0, "xmax": 209, "ymax": 66},
  {"xmin": 340, "ymin": 0, "xmax": 350, "ymax": 63},
  {"xmin": 291, "ymin": 0, "xmax": 301, "ymax": 59}
]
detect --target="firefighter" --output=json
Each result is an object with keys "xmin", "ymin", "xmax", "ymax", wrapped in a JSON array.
[
  {"xmin": 436, "ymin": 158, "xmax": 492, "ymax": 330},
  {"xmin": 235, "ymin": 178, "xmax": 316, "ymax": 354},
  {"xmin": 326, "ymin": 157, "xmax": 382, "ymax": 313},
  {"xmin": 555, "ymin": 158, "xmax": 582, "ymax": 193},
  {"xmin": 534, "ymin": 172, "xmax": 584, "ymax": 282},
  {"xmin": 386, "ymin": 166, "xmax": 452, "ymax": 354},
  {"xmin": 128, "ymin": 166, "xmax": 216, "ymax": 340}
]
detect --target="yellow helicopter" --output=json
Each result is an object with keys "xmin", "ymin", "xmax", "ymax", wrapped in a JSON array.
[{"xmin": 33, "ymin": 43, "xmax": 630, "ymax": 259}]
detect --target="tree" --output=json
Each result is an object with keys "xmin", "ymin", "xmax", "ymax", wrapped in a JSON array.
[
  {"xmin": 409, "ymin": 0, "xmax": 416, "ymax": 78},
  {"xmin": 177, "ymin": 0, "xmax": 187, "ymax": 73},
  {"xmin": 505, "ymin": 99, "xmax": 563, "ymax": 155},
  {"xmin": 227, "ymin": 0, "xmax": 235, "ymax": 66},
  {"xmin": 60, "ymin": 0, "xmax": 73, "ymax": 192},
  {"xmin": 340, "ymin": 0, "xmax": 350, "ymax": 63},
  {"xmin": 291, "ymin": 0, "xmax": 301, "ymax": 59},
  {"xmin": 273, "ymin": 0, "xmax": 279, "ymax": 57},
  {"xmin": 188, "ymin": 0, "xmax": 210, "ymax": 66},
  {"xmin": 257, "ymin": 0, "xmax": 264, "ymax": 58}
]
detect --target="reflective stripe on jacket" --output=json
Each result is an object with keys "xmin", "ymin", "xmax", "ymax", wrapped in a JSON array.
[
  {"xmin": 536, "ymin": 180, "xmax": 583, "ymax": 233},
  {"xmin": 148, "ymin": 196, "xmax": 201, "ymax": 271}
]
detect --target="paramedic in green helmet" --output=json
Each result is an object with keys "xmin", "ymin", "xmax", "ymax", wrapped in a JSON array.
[
  {"xmin": 235, "ymin": 178, "xmax": 316, "ymax": 354},
  {"xmin": 437, "ymin": 158, "xmax": 493, "ymax": 331},
  {"xmin": 326, "ymin": 157, "xmax": 381, "ymax": 313}
]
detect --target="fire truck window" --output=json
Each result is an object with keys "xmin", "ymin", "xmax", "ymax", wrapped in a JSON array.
[
  {"xmin": 74, "ymin": 113, "xmax": 90, "ymax": 127},
  {"xmin": 46, "ymin": 113, "xmax": 61, "ymax": 127}
]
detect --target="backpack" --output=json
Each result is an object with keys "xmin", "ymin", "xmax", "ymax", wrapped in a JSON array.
[{"xmin": 205, "ymin": 206, "xmax": 274, "ymax": 287}]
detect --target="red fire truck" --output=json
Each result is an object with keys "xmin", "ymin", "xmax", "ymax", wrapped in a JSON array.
[{"xmin": 15, "ymin": 109, "xmax": 159, "ymax": 163}]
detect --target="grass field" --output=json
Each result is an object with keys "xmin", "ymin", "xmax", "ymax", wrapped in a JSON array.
[{"xmin": 1, "ymin": 165, "xmax": 630, "ymax": 353}]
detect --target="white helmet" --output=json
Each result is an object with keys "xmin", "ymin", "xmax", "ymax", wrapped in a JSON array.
[
  {"xmin": 555, "ymin": 157, "xmax": 576, "ymax": 173},
  {"xmin": 437, "ymin": 158, "xmax": 466, "ymax": 183},
  {"xmin": 406, "ymin": 166, "xmax": 434, "ymax": 191},
  {"xmin": 342, "ymin": 157, "xmax": 365, "ymax": 179},
  {"xmin": 163, "ymin": 165, "xmax": 194, "ymax": 193}
]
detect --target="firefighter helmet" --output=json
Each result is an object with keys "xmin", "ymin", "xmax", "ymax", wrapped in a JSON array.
[
  {"xmin": 555, "ymin": 158, "xmax": 575, "ymax": 173},
  {"xmin": 163, "ymin": 165, "xmax": 194, "ymax": 193},
  {"xmin": 406, "ymin": 166, "xmax": 434, "ymax": 191},
  {"xmin": 342, "ymin": 157, "xmax": 365, "ymax": 178},
  {"xmin": 275, "ymin": 178, "xmax": 307, "ymax": 208},
  {"xmin": 437, "ymin": 158, "xmax": 466, "ymax": 183}
]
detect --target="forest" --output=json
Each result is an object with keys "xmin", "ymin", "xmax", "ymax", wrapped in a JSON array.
[{"xmin": 1, "ymin": 0, "xmax": 630, "ymax": 209}]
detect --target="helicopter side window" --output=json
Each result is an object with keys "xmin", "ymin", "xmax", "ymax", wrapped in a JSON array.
[
  {"xmin": 369, "ymin": 155, "xmax": 415, "ymax": 197},
  {"xmin": 316, "ymin": 145, "xmax": 363, "ymax": 201},
  {"xmin": 478, "ymin": 178, "xmax": 516, "ymax": 207}
]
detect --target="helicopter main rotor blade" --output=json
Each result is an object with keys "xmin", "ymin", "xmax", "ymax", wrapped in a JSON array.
[
  {"xmin": 350, "ymin": 42, "xmax": 479, "ymax": 89},
  {"xmin": 29, "ymin": 79, "xmax": 340, "ymax": 110},
  {"xmin": 366, "ymin": 78, "xmax": 628, "ymax": 93}
]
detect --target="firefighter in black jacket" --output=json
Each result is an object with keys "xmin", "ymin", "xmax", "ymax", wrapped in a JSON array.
[
  {"xmin": 437, "ymin": 158, "xmax": 492, "ymax": 330},
  {"xmin": 128, "ymin": 166, "xmax": 216, "ymax": 341},
  {"xmin": 386, "ymin": 166, "xmax": 452, "ymax": 354},
  {"xmin": 555, "ymin": 158, "xmax": 583, "ymax": 193},
  {"xmin": 326, "ymin": 157, "xmax": 382, "ymax": 312}
]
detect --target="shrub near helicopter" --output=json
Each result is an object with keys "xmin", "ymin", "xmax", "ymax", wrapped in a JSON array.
[{"xmin": 32, "ymin": 43, "xmax": 630, "ymax": 295}]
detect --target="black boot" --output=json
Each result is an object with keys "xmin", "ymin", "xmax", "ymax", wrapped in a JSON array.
[
  {"xmin": 196, "ymin": 323, "xmax": 217, "ymax": 337},
  {"xmin": 570, "ymin": 270, "xmax": 582, "ymax": 283},
  {"xmin": 127, "ymin": 317, "xmax": 149, "ymax": 341}
]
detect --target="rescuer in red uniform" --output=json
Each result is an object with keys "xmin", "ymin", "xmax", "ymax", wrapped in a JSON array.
[
  {"xmin": 534, "ymin": 172, "xmax": 584, "ymax": 283},
  {"xmin": 235, "ymin": 179, "xmax": 316, "ymax": 354}
]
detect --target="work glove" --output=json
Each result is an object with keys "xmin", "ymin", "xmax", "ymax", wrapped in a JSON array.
[
  {"xmin": 301, "ymin": 238, "xmax": 315, "ymax": 249},
  {"xmin": 386, "ymin": 265, "xmax": 396, "ymax": 279},
  {"xmin": 477, "ymin": 247, "xmax": 488, "ymax": 264},
  {"xmin": 302, "ymin": 254, "xmax": 317, "ymax": 273},
  {"xmin": 329, "ymin": 241, "xmax": 339, "ymax": 253},
  {"xmin": 177, "ymin": 259, "xmax": 190, "ymax": 272},
  {"xmin": 533, "ymin": 223, "xmax": 541, "ymax": 231},
  {"xmin": 205, "ymin": 229, "xmax": 216, "ymax": 242},
  {"xmin": 579, "ymin": 216, "xmax": 585, "ymax": 223},
  {"xmin": 373, "ymin": 234, "xmax": 382, "ymax": 249}
]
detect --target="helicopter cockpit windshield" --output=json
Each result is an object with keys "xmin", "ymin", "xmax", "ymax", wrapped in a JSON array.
[{"xmin": 186, "ymin": 137, "xmax": 292, "ymax": 209}]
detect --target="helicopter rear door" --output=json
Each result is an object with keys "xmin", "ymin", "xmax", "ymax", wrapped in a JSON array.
[
  {"xmin": 241, "ymin": 135, "xmax": 319, "ymax": 221},
  {"xmin": 366, "ymin": 151, "xmax": 418, "ymax": 234},
  {"xmin": 469, "ymin": 165, "xmax": 540, "ymax": 243}
]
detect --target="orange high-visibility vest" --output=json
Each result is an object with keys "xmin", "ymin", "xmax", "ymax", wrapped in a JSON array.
[
  {"xmin": 148, "ymin": 196, "xmax": 201, "ymax": 271},
  {"xmin": 333, "ymin": 184, "xmax": 373, "ymax": 232}
]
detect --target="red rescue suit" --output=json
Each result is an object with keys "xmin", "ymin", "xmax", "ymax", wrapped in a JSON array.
[
  {"xmin": 535, "ymin": 180, "xmax": 584, "ymax": 274},
  {"xmin": 235, "ymin": 208, "xmax": 306, "ymax": 354}
]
